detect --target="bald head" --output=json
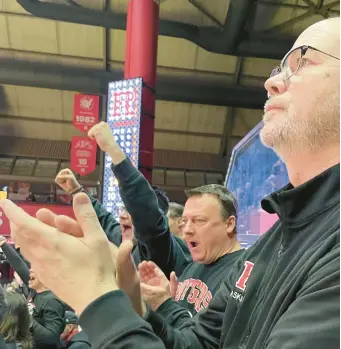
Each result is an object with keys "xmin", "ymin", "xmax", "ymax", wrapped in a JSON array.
[
  {"xmin": 294, "ymin": 17, "xmax": 340, "ymax": 57},
  {"xmin": 261, "ymin": 17, "xmax": 340, "ymax": 161}
]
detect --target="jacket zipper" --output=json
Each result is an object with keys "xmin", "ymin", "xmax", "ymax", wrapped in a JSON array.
[{"xmin": 239, "ymin": 243, "xmax": 284, "ymax": 349}]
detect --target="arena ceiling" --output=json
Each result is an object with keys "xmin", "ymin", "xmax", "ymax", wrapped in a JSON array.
[{"xmin": 0, "ymin": 0, "xmax": 339, "ymax": 196}]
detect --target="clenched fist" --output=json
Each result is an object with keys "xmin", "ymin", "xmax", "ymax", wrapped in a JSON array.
[
  {"xmin": 55, "ymin": 169, "xmax": 81, "ymax": 194},
  {"xmin": 88, "ymin": 122, "xmax": 116, "ymax": 153},
  {"xmin": 88, "ymin": 122, "xmax": 126, "ymax": 165}
]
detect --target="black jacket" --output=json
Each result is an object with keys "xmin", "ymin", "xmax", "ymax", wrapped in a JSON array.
[
  {"xmin": 1, "ymin": 245, "xmax": 65, "ymax": 349},
  {"xmin": 91, "ymin": 158, "xmax": 191, "ymax": 278},
  {"xmin": 78, "ymin": 164, "xmax": 340, "ymax": 349},
  {"xmin": 65, "ymin": 332, "xmax": 91, "ymax": 349},
  {"xmin": 30, "ymin": 290, "xmax": 65, "ymax": 349}
]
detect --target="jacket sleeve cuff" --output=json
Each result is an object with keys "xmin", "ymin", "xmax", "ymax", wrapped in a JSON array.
[
  {"xmin": 111, "ymin": 157, "xmax": 137, "ymax": 184},
  {"xmin": 79, "ymin": 290, "xmax": 144, "ymax": 349}
]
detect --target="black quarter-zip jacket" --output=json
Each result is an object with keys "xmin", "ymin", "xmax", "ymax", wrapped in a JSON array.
[{"xmin": 79, "ymin": 163, "xmax": 340, "ymax": 349}]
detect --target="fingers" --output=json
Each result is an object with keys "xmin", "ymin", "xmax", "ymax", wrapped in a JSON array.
[
  {"xmin": 170, "ymin": 271, "xmax": 179, "ymax": 298},
  {"xmin": 0, "ymin": 200, "xmax": 59, "ymax": 264},
  {"xmin": 0, "ymin": 200, "xmax": 29, "ymax": 230},
  {"xmin": 54, "ymin": 215, "xmax": 83, "ymax": 238},
  {"xmin": 36, "ymin": 209, "xmax": 83, "ymax": 238},
  {"xmin": 72, "ymin": 193, "xmax": 105, "ymax": 241},
  {"xmin": 138, "ymin": 261, "xmax": 156, "ymax": 282},
  {"xmin": 116, "ymin": 240, "xmax": 135, "ymax": 282},
  {"xmin": 55, "ymin": 169, "xmax": 74, "ymax": 182},
  {"xmin": 36, "ymin": 209, "xmax": 57, "ymax": 228}
]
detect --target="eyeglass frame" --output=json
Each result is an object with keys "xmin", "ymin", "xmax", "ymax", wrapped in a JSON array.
[{"xmin": 270, "ymin": 44, "xmax": 340, "ymax": 81}]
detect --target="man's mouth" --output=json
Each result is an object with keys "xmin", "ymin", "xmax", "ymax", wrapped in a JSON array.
[{"xmin": 188, "ymin": 241, "xmax": 199, "ymax": 249}]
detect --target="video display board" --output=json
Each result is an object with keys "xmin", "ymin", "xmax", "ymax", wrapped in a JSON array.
[{"xmin": 102, "ymin": 78, "xmax": 143, "ymax": 218}]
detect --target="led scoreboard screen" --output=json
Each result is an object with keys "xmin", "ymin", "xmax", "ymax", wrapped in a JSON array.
[{"xmin": 102, "ymin": 78, "xmax": 143, "ymax": 218}]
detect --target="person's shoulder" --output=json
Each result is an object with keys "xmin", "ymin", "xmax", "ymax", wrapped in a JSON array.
[{"xmin": 42, "ymin": 291, "xmax": 66, "ymax": 308}]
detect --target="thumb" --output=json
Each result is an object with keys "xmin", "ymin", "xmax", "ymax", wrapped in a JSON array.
[
  {"xmin": 170, "ymin": 272, "xmax": 178, "ymax": 298},
  {"xmin": 72, "ymin": 193, "xmax": 104, "ymax": 240},
  {"xmin": 116, "ymin": 240, "xmax": 136, "ymax": 284}
]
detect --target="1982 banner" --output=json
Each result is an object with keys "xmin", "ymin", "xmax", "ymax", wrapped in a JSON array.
[
  {"xmin": 102, "ymin": 78, "xmax": 143, "ymax": 218},
  {"xmin": 73, "ymin": 94, "xmax": 100, "ymax": 133},
  {"xmin": 70, "ymin": 136, "xmax": 97, "ymax": 176}
]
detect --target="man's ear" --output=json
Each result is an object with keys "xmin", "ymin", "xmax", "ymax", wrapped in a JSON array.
[{"xmin": 225, "ymin": 215, "xmax": 236, "ymax": 235}]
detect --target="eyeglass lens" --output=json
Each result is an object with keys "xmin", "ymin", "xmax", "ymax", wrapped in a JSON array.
[{"xmin": 270, "ymin": 47, "xmax": 303, "ymax": 80}]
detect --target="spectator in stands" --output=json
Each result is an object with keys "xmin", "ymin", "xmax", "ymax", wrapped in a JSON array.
[
  {"xmin": 0, "ymin": 237, "xmax": 65, "ymax": 349},
  {"xmin": 45, "ymin": 194, "xmax": 54, "ymax": 204},
  {"xmin": 0, "ymin": 290, "xmax": 32, "ymax": 349},
  {"xmin": 25, "ymin": 192, "xmax": 36, "ymax": 202},
  {"xmin": 166, "ymin": 202, "xmax": 184, "ymax": 238},
  {"xmin": 60, "ymin": 311, "xmax": 90, "ymax": 349}
]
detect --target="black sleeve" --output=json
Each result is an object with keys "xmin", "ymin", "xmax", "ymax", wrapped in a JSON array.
[
  {"xmin": 265, "ymin": 245, "xmax": 340, "ymax": 349},
  {"xmin": 1, "ymin": 243, "xmax": 30, "ymax": 285},
  {"xmin": 79, "ymin": 286, "xmax": 227, "ymax": 349},
  {"xmin": 89, "ymin": 196, "xmax": 122, "ymax": 247},
  {"xmin": 32, "ymin": 298, "xmax": 65, "ymax": 346},
  {"xmin": 113, "ymin": 158, "xmax": 191, "ymax": 278},
  {"xmin": 156, "ymin": 298, "xmax": 192, "ymax": 328}
]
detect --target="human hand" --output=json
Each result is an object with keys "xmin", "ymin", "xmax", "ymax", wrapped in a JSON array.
[
  {"xmin": 0, "ymin": 193, "xmax": 117, "ymax": 315},
  {"xmin": 138, "ymin": 261, "xmax": 175, "ymax": 311},
  {"xmin": 36, "ymin": 209, "xmax": 144, "ymax": 316},
  {"xmin": 88, "ymin": 122, "xmax": 126, "ymax": 165},
  {"xmin": 55, "ymin": 169, "xmax": 81, "ymax": 194}
]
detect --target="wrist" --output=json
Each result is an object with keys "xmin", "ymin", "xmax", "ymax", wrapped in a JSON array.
[
  {"xmin": 70, "ymin": 185, "xmax": 83, "ymax": 196},
  {"xmin": 150, "ymin": 295, "xmax": 171, "ymax": 311},
  {"xmin": 107, "ymin": 145, "xmax": 126, "ymax": 166}
]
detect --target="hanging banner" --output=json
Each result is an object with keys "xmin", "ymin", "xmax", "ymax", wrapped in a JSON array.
[
  {"xmin": 70, "ymin": 136, "xmax": 97, "ymax": 176},
  {"xmin": 102, "ymin": 78, "xmax": 143, "ymax": 217},
  {"xmin": 73, "ymin": 94, "xmax": 100, "ymax": 133}
]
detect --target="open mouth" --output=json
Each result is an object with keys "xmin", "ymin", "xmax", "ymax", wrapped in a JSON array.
[{"xmin": 188, "ymin": 241, "xmax": 199, "ymax": 248}]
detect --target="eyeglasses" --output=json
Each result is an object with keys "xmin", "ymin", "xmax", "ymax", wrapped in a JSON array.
[{"xmin": 270, "ymin": 45, "xmax": 340, "ymax": 81}]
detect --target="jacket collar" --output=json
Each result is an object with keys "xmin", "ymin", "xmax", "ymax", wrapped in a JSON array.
[{"xmin": 262, "ymin": 163, "xmax": 340, "ymax": 225}]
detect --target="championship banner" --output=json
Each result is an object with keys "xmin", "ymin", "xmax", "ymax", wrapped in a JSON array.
[
  {"xmin": 73, "ymin": 94, "xmax": 100, "ymax": 133},
  {"xmin": 70, "ymin": 136, "xmax": 97, "ymax": 176},
  {"xmin": 102, "ymin": 78, "xmax": 142, "ymax": 217}
]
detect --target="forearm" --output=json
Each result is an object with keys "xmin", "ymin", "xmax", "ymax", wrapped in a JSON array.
[
  {"xmin": 32, "ymin": 319, "xmax": 60, "ymax": 345},
  {"xmin": 88, "ymin": 195, "xmax": 122, "ymax": 246},
  {"xmin": 1, "ymin": 243, "xmax": 30, "ymax": 285}
]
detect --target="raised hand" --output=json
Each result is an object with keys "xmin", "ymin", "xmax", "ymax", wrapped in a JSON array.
[
  {"xmin": 55, "ymin": 169, "xmax": 81, "ymax": 194},
  {"xmin": 138, "ymin": 261, "xmax": 174, "ymax": 311},
  {"xmin": 0, "ymin": 193, "xmax": 117, "ymax": 315},
  {"xmin": 88, "ymin": 122, "xmax": 126, "ymax": 165},
  {"xmin": 36, "ymin": 208, "xmax": 143, "ymax": 316}
]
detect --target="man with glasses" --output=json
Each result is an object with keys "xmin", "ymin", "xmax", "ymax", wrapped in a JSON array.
[{"xmin": 2, "ymin": 17, "xmax": 339, "ymax": 349}]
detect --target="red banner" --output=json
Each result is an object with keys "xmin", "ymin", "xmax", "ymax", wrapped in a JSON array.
[
  {"xmin": 70, "ymin": 136, "xmax": 97, "ymax": 176},
  {"xmin": 0, "ymin": 203, "xmax": 75, "ymax": 237},
  {"xmin": 73, "ymin": 94, "xmax": 100, "ymax": 133}
]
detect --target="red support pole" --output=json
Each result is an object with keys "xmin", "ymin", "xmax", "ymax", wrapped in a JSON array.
[{"xmin": 124, "ymin": 0, "xmax": 159, "ymax": 183}]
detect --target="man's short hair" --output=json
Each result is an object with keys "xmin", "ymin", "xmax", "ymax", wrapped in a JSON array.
[
  {"xmin": 185, "ymin": 184, "xmax": 238, "ymax": 221},
  {"xmin": 152, "ymin": 186, "xmax": 169, "ymax": 214},
  {"xmin": 65, "ymin": 311, "xmax": 78, "ymax": 325},
  {"xmin": 168, "ymin": 202, "xmax": 184, "ymax": 219}
]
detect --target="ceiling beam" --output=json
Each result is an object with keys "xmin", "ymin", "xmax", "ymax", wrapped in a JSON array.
[
  {"xmin": 16, "ymin": 0, "xmax": 295, "ymax": 59},
  {"xmin": 0, "ymin": 57, "xmax": 267, "ymax": 109}
]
